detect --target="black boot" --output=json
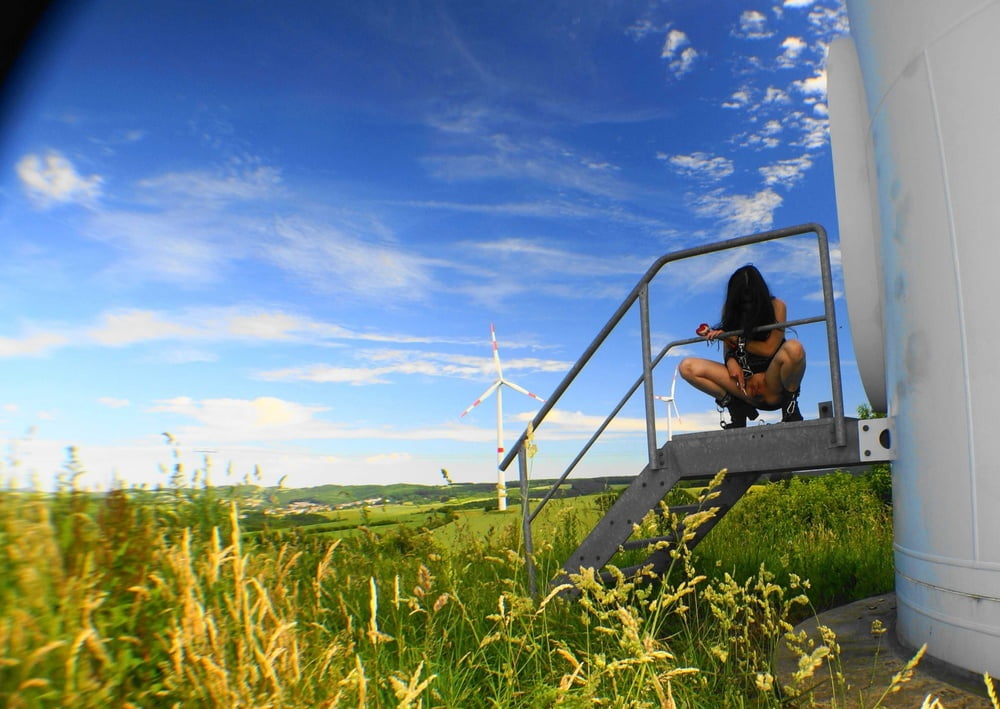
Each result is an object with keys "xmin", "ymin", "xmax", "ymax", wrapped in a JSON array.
[
  {"xmin": 716, "ymin": 394, "xmax": 759, "ymax": 429},
  {"xmin": 781, "ymin": 389, "xmax": 803, "ymax": 422}
]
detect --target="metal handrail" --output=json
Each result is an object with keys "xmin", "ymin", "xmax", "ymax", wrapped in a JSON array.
[
  {"xmin": 524, "ymin": 315, "xmax": 825, "ymax": 523},
  {"xmin": 504, "ymin": 223, "xmax": 843, "ymax": 592}
]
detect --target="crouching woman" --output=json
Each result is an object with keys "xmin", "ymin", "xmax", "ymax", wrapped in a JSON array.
[{"xmin": 679, "ymin": 264, "xmax": 806, "ymax": 428}]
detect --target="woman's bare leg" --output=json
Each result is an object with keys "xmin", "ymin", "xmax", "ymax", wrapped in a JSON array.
[
  {"xmin": 763, "ymin": 339, "xmax": 806, "ymax": 398},
  {"xmin": 679, "ymin": 357, "xmax": 752, "ymax": 402}
]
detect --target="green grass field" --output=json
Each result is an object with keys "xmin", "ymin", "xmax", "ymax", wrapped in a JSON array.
[{"xmin": 2, "ymin": 468, "xmax": 996, "ymax": 707}]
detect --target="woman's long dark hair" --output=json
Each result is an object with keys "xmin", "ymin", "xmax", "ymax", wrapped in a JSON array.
[{"xmin": 720, "ymin": 264, "xmax": 775, "ymax": 341}]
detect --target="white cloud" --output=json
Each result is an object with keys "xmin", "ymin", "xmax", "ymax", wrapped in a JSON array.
[
  {"xmin": 761, "ymin": 120, "xmax": 783, "ymax": 136},
  {"xmin": 145, "ymin": 395, "xmax": 499, "ymax": 448},
  {"xmin": 0, "ymin": 332, "xmax": 69, "ymax": 357},
  {"xmin": 778, "ymin": 36, "xmax": 808, "ymax": 67},
  {"xmin": 16, "ymin": 153, "xmax": 102, "ymax": 206},
  {"xmin": 661, "ymin": 29, "xmax": 700, "ymax": 78},
  {"xmin": 793, "ymin": 69, "xmax": 827, "ymax": 98},
  {"xmin": 151, "ymin": 396, "xmax": 330, "ymax": 439},
  {"xmin": 98, "ymin": 397, "xmax": 130, "ymax": 408},
  {"xmin": 692, "ymin": 188, "xmax": 783, "ymax": 235},
  {"xmin": 807, "ymin": 6, "xmax": 850, "ymax": 39},
  {"xmin": 661, "ymin": 29, "xmax": 689, "ymax": 58},
  {"xmin": 671, "ymin": 47, "xmax": 700, "ymax": 77},
  {"xmin": 88, "ymin": 310, "xmax": 201, "ymax": 346},
  {"xmin": 734, "ymin": 10, "xmax": 774, "ymax": 39},
  {"xmin": 722, "ymin": 89, "xmax": 750, "ymax": 109},
  {"xmin": 784, "ymin": 0, "xmax": 816, "ymax": 7},
  {"xmin": 661, "ymin": 152, "xmax": 734, "ymax": 181},
  {"xmin": 759, "ymin": 155, "xmax": 814, "ymax": 187},
  {"xmin": 763, "ymin": 86, "xmax": 791, "ymax": 104},
  {"xmin": 790, "ymin": 113, "xmax": 830, "ymax": 149},
  {"xmin": 741, "ymin": 119, "xmax": 785, "ymax": 150}
]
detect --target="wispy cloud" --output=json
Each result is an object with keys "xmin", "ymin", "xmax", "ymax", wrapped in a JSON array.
[
  {"xmin": 97, "ymin": 397, "xmax": 130, "ymax": 408},
  {"xmin": 73, "ymin": 161, "xmax": 437, "ymax": 301},
  {"xmin": 138, "ymin": 165, "xmax": 281, "ymax": 203},
  {"xmin": 462, "ymin": 238, "xmax": 650, "ymax": 278},
  {"xmin": 150, "ymin": 396, "xmax": 333, "ymax": 441},
  {"xmin": 16, "ymin": 152, "xmax": 102, "ymax": 207},
  {"xmin": 759, "ymin": 155, "xmax": 814, "ymax": 188},
  {"xmin": 88, "ymin": 310, "xmax": 202, "ymax": 346},
  {"xmin": 807, "ymin": 5, "xmax": 849, "ymax": 39},
  {"xmin": 787, "ymin": 112, "xmax": 830, "ymax": 149},
  {"xmin": 0, "ymin": 306, "xmax": 483, "ymax": 359},
  {"xmin": 267, "ymin": 217, "xmax": 434, "ymax": 301},
  {"xmin": 691, "ymin": 188, "xmax": 783, "ymax": 236},
  {"xmin": 147, "ymin": 394, "xmax": 506, "ymax": 445},
  {"xmin": 625, "ymin": 18, "xmax": 662, "ymax": 41},
  {"xmin": 257, "ymin": 347, "xmax": 572, "ymax": 386},
  {"xmin": 0, "ymin": 331, "xmax": 69, "ymax": 357},
  {"xmin": 660, "ymin": 152, "xmax": 734, "ymax": 181},
  {"xmin": 733, "ymin": 10, "xmax": 775, "ymax": 40},
  {"xmin": 424, "ymin": 133, "xmax": 628, "ymax": 200},
  {"xmin": 764, "ymin": 86, "xmax": 792, "ymax": 105}
]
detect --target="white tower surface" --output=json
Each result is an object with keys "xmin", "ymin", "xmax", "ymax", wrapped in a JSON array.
[{"xmin": 828, "ymin": 0, "xmax": 1000, "ymax": 675}]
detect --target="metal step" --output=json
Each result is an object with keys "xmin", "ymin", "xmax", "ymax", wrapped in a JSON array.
[{"xmin": 557, "ymin": 417, "xmax": 886, "ymax": 587}]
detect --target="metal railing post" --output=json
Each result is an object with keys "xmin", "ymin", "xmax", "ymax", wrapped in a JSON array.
[
  {"xmin": 519, "ymin": 448, "xmax": 537, "ymax": 597},
  {"xmin": 815, "ymin": 225, "xmax": 847, "ymax": 446},
  {"xmin": 638, "ymin": 283, "xmax": 659, "ymax": 468}
]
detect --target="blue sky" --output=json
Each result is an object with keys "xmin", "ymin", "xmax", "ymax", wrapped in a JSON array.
[{"xmin": 0, "ymin": 0, "xmax": 861, "ymax": 490}]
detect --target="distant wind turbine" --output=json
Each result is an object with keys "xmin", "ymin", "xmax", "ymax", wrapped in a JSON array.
[
  {"xmin": 461, "ymin": 324, "xmax": 546, "ymax": 512},
  {"xmin": 654, "ymin": 366, "xmax": 683, "ymax": 442}
]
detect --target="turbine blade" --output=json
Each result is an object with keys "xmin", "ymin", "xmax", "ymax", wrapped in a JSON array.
[
  {"xmin": 502, "ymin": 379, "xmax": 546, "ymax": 403},
  {"xmin": 490, "ymin": 323, "xmax": 505, "ymax": 379},
  {"xmin": 670, "ymin": 366, "xmax": 679, "ymax": 398},
  {"xmin": 460, "ymin": 380, "xmax": 501, "ymax": 417}
]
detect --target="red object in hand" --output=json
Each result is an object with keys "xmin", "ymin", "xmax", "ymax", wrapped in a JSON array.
[{"xmin": 696, "ymin": 323, "xmax": 711, "ymax": 337}]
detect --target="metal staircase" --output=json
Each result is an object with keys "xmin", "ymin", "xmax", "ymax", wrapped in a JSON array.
[
  {"xmin": 495, "ymin": 224, "xmax": 895, "ymax": 595},
  {"xmin": 558, "ymin": 415, "xmax": 893, "ymax": 586}
]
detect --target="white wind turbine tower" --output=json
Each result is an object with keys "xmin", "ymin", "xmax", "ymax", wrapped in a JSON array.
[
  {"xmin": 654, "ymin": 366, "xmax": 682, "ymax": 442},
  {"xmin": 461, "ymin": 324, "xmax": 546, "ymax": 512}
]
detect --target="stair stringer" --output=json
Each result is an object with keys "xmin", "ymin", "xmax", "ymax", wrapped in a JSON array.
[{"xmin": 558, "ymin": 417, "xmax": 869, "ymax": 585}]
